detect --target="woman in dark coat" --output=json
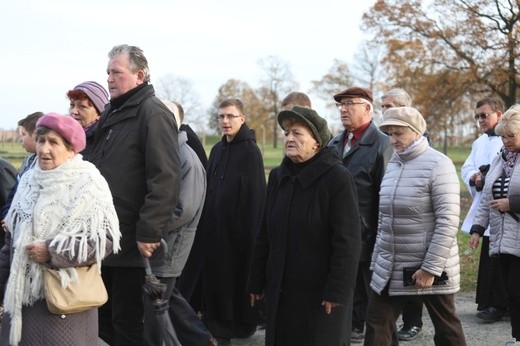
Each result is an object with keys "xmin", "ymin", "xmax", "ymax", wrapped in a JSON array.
[{"xmin": 248, "ymin": 106, "xmax": 361, "ymax": 346}]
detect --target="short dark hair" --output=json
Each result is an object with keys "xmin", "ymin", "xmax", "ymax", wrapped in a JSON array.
[
  {"xmin": 18, "ymin": 112, "xmax": 44, "ymax": 133},
  {"xmin": 219, "ymin": 98, "xmax": 244, "ymax": 114},
  {"xmin": 281, "ymin": 92, "xmax": 312, "ymax": 109},
  {"xmin": 476, "ymin": 98, "xmax": 505, "ymax": 113}
]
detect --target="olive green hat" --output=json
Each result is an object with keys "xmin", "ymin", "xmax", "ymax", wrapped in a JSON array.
[{"xmin": 278, "ymin": 106, "xmax": 331, "ymax": 147}]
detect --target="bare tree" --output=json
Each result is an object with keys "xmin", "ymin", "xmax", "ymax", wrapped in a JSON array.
[
  {"xmin": 350, "ymin": 44, "xmax": 385, "ymax": 92},
  {"xmin": 362, "ymin": 0, "xmax": 520, "ymax": 108},
  {"xmin": 310, "ymin": 59, "xmax": 354, "ymax": 104},
  {"xmin": 257, "ymin": 56, "xmax": 297, "ymax": 148},
  {"xmin": 155, "ymin": 74, "xmax": 205, "ymax": 131},
  {"xmin": 207, "ymin": 79, "xmax": 269, "ymax": 137}
]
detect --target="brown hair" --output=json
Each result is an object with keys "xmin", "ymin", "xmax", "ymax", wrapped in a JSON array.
[
  {"xmin": 18, "ymin": 112, "xmax": 44, "ymax": 133},
  {"xmin": 476, "ymin": 97, "xmax": 505, "ymax": 113},
  {"xmin": 219, "ymin": 98, "xmax": 244, "ymax": 114},
  {"xmin": 281, "ymin": 92, "xmax": 312, "ymax": 109}
]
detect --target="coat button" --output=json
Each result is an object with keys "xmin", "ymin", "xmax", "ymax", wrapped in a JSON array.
[{"xmin": 61, "ymin": 314, "xmax": 66, "ymax": 319}]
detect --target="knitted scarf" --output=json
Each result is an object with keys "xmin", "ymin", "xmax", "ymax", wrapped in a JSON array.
[
  {"xmin": 502, "ymin": 149, "xmax": 519, "ymax": 178},
  {"xmin": 3, "ymin": 155, "xmax": 121, "ymax": 345}
]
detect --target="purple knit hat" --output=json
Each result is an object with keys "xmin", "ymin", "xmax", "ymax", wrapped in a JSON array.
[
  {"xmin": 36, "ymin": 113, "xmax": 86, "ymax": 153},
  {"xmin": 72, "ymin": 81, "xmax": 109, "ymax": 114}
]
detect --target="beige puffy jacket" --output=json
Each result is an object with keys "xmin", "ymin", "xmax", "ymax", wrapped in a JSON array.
[{"xmin": 370, "ymin": 139, "xmax": 461, "ymax": 296}]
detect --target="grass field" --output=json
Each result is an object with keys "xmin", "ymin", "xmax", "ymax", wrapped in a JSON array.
[{"xmin": 0, "ymin": 137, "xmax": 479, "ymax": 292}]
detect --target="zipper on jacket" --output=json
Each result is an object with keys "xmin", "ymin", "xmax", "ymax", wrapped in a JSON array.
[{"xmin": 498, "ymin": 213, "xmax": 505, "ymax": 253}]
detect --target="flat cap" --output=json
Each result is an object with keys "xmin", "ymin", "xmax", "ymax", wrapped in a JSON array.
[
  {"xmin": 333, "ymin": 86, "xmax": 373, "ymax": 103},
  {"xmin": 379, "ymin": 107, "xmax": 426, "ymax": 135}
]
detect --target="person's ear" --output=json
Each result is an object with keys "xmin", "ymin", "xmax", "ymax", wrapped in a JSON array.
[{"xmin": 137, "ymin": 70, "xmax": 146, "ymax": 83}]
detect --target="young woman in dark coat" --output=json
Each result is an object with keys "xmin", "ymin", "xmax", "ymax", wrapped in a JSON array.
[{"xmin": 248, "ymin": 106, "xmax": 361, "ymax": 346}]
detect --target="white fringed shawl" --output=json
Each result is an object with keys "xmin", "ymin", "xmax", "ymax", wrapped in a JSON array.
[{"xmin": 3, "ymin": 155, "xmax": 121, "ymax": 345}]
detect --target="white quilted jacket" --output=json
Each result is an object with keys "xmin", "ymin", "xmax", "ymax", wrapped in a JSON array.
[
  {"xmin": 370, "ymin": 139, "xmax": 461, "ymax": 296},
  {"xmin": 472, "ymin": 151, "xmax": 520, "ymax": 257}
]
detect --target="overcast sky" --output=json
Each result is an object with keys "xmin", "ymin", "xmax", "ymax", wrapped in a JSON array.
[{"xmin": 1, "ymin": 0, "xmax": 375, "ymax": 130}]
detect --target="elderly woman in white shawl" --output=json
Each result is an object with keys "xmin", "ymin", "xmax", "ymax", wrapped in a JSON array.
[{"xmin": 0, "ymin": 113, "xmax": 121, "ymax": 346}]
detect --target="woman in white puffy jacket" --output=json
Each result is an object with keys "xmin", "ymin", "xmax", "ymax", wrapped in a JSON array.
[
  {"xmin": 364, "ymin": 107, "xmax": 466, "ymax": 346},
  {"xmin": 470, "ymin": 104, "xmax": 520, "ymax": 344}
]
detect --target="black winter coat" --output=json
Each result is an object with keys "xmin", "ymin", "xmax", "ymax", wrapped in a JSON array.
[
  {"xmin": 248, "ymin": 147, "xmax": 361, "ymax": 346},
  {"xmin": 201, "ymin": 124, "xmax": 266, "ymax": 324},
  {"xmin": 328, "ymin": 121, "xmax": 392, "ymax": 260},
  {"xmin": 89, "ymin": 84, "xmax": 181, "ymax": 267},
  {"xmin": 80, "ymin": 121, "xmax": 99, "ymax": 161}
]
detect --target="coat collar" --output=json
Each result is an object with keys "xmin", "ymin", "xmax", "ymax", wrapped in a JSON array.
[
  {"xmin": 221, "ymin": 123, "xmax": 256, "ymax": 145},
  {"xmin": 100, "ymin": 84, "xmax": 156, "ymax": 127},
  {"xmin": 279, "ymin": 147, "xmax": 341, "ymax": 188},
  {"xmin": 393, "ymin": 137, "xmax": 429, "ymax": 162}
]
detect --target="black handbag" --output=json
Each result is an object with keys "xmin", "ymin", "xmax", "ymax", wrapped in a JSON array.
[{"xmin": 402, "ymin": 267, "xmax": 448, "ymax": 287}]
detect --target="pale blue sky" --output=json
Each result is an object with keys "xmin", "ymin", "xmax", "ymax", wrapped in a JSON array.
[{"xmin": 1, "ymin": 0, "xmax": 374, "ymax": 130}]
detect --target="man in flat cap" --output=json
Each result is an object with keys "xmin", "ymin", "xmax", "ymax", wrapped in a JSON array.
[{"xmin": 328, "ymin": 86, "xmax": 393, "ymax": 343}]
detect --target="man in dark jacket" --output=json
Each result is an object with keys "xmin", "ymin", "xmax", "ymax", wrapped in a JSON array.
[
  {"xmin": 328, "ymin": 87, "xmax": 393, "ymax": 343},
  {"xmin": 89, "ymin": 44, "xmax": 181, "ymax": 346},
  {"xmin": 0, "ymin": 157, "xmax": 16, "ymax": 222},
  {"xmin": 175, "ymin": 101, "xmax": 208, "ymax": 313},
  {"xmin": 201, "ymin": 98, "xmax": 266, "ymax": 345},
  {"xmin": 142, "ymin": 100, "xmax": 216, "ymax": 346}
]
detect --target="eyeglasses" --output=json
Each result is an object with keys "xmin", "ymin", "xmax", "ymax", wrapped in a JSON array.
[
  {"xmin": 501, "ymin": 133, "xmax": 518, "ymax": 141},
  {"xmin": 336, "ymin": 101, "xmax": 366, "ymax": 109},
  {"xmin": 217, "ymin": 114, "xmax": 242, "ymax": 121},
  {"xmin": 474, "ymin": 112, "xmax": 495, "ymax": 120}
]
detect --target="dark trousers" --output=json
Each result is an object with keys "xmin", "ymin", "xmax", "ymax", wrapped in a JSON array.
[
  {"xmin": 401, "ymin": 296, "xmax": 424, "ymax": 328},
  {"xmin": 497, "ymin": 254, "xmax": 520, "ymax": 339},
  {"xmin": 144, "ymin": 277, "xmax": 213, "ymax": 345},
  {"xmin": 99, "ymin": 266, "xmax": 146, "ymax": 346},
  {"xmin": 176, "ymin": 225, "xmax": 204, "ymax": 312},
  {"xmin": 364, "ymin": 288, "xmax": 466, "ymax": 346},
  {"xmin": 352, "ymin": 261, "xmax": 371, "ymax": 331},
  {"xmin": 476, "ymin": 236, "xmax": 508, "ymax": 311},
  {"xmin": 353, "ymin": 261, "xmax": 398, "ymax": 345}
]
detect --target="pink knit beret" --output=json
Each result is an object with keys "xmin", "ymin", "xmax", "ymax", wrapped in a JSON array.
[{"xmin": 36, "ymin": 113, "xmax": 86, "ymax": 153}]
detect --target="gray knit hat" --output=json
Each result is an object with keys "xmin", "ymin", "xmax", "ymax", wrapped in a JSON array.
[
  {"xmin": 278, "ymin": 106, "xmax": 331, "ymax": 147},
  {"xmin": 72, "ymin": 81, "xmax": 109, "ymax": 114},
  {"xmin": 379, "ymin": 107, "xmax": 426, "ymax": 135}
]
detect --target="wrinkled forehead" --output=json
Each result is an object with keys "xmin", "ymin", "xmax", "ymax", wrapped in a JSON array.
[
  {"xmin": 384, "ymin": 125, "xmax": 413, "ymax": 133},
  {"xmin": 381, "ymin": 96, "xmax": 395, "ymax": 105}
]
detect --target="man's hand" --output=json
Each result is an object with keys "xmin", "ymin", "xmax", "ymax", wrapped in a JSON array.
[
  {"xmin": 250, "ymin": 293, "xmax": 265, "ymax": 307},
  {"xmin": 470, "ymin": 233, "xmax": 481, "ymax": 250},
  {"xmin": 472, "ymin": 172, "xmax": 483, "ymax": 188},
  {"xmin": 137, "ymin": 241, "xmax": 160, "ymax": 257},
  {"xmin": 321, "ymin": 300, "xmax": 341, "ymax": 314}
]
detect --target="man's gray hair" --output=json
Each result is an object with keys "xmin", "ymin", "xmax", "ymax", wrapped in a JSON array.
[
  {"xmin": 381, "ymin": 88, "xmax": 412, "ymax": 107},
  {"xmin": 108, "ymin": 44, "xmax": 151, "ymax": 83}
]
